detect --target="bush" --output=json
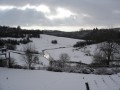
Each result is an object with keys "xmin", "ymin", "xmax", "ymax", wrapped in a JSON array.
[
  {"xmin": 47, "ymin": 67, "xmax": 63, "ymax": 72},
  {"xmin": 12, "ymin": 65, "xmax": 23, "ymax": 69},
  {"xmin": 93, "ymin": 68, "xmax": 114, "ymax": 75},
  {"xmin": 73, "ymin": 41, "xmax": 86, "ymax": 48},
  {"xmin": 0, "ymin": 59, "xmax": 8, "ymax": 67},
  {"xmin": 82, "ymin": 68, "xmax": 92, "ymax": 74},
  {"xmin": 9, "ymin": 57, "xmax": 17, "ymax": 68},
  {"xmin": 73, "ymin": 41, "xmax": 95, "ymax": 48},
  {"xmin": 5, "ymin": 44, "xmax": 16, "ymax": 50},
  {"xmin": 47, "ymin": 67, "xmax": 53, "ymax": 71},
  {"xmin": 0, "ymin": 39, "xmax": 4, "ymax": 46},
  {"xmin": 20, "ymin": 38, "xmax": 31, "ymax": 44},
  {"xmin": 112, "ymin": 68, "xmax": 120, "ymax": 74},
  {"xmin": 64, "ymin": 66, "xmax": 82, "ymax": 73},
  {"xmin": 51, "ymin": 40, "xmax": 57, "ymax": 44}
]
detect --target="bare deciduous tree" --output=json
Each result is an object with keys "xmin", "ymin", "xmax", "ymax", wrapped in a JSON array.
[
  {"xmin": 22, "ymin": 44, "xmax": 39, "ymax": 69},
  {"xmin": 93, "ymin": 41, "xmax": 120, "ymax": 66},
  {"xmin": 93, "ymin": 52, "xmax": 106, "ymax": 66},
  {"xmin": 59, "ymin": 53, "xmax": 70, "ymax": 68}
]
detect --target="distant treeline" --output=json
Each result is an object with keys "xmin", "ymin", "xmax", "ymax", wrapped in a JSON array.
[
  {"xmin": 0, "ymin": 38, "xmax": 32, "ymax": 46},
  {"xmin": 43, "ymin": 30, "xmax": 90, "ymax": 39},
  {"xmin": 43, "ymin": 28, "xmax": 120, "ymax": 44},
  {"xmin": 0, "ymin": 25, "xmax": 43, "ymax": 47},
  {"xmin": 0, "ymin": 25, "xmax": 43, "ymax": 38},
  {"xmin": 1, "ymin": 25, "xmax": 120, "ymax": 45},
  {"xmin": 83, "ymin": 28, "xmax": 120, "ymax": 43}
]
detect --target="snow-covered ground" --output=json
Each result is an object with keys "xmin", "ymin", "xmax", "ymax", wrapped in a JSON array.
[
  {"xmin": 3, "ymin": 34, "xmax": 97, "ymax": 66},
  {"xmin": 0, "ymin": 67, "xmax": 120, "ymax": 90},
  {"xmin": 1, "ymin": 34, "xmax": 120, "ymax": 90}
]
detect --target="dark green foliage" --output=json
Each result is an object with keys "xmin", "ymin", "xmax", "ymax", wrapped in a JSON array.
[
  {"xmin": 8, "ymin": 58, "xmax": 17, "ymax": 68},
  {"xmin": 0, "ymin": 59, "xmax": 7, "ymax": 67},
  {"xmin": 11, "ymin": 65, "xmax": 23, "ymax": 69},
  {"xmin": 0, "ymin": 40, "xmax": 4, "ymax": 46},
  {"xmin": 84, "ymin": 29, "xmax": 120, "ymax": 43},
  {"xmin": 73, "ymin": 41, "xmax": 86, "ymax": 47},
  {"xmin": 0, "ymin": 25, "xmax": 38, "ymax": 47},
  {"xmin": 0, "ymin": 39, "xmax": 19, "ymax": 47},
  {"xmin": 0, "ymin": 38, "xmax": 31, "ymax": 48},
  {"xmin": 0, "ymin": 25, "xmax": 42, "ymax": 38},
  {"xmin": 20, "ymin": 38, "xmax": 32, "ymax": 44},
  {"xmin": 5, "ymin": 44, "xmax": 16, "ymax": 50},
  {"xmin": 51, "ymin": 40, "xmax": 57, "ymax": 44},
  {"xmin": 73, "ymin": 41, "xmax": 96, "ymax": 48},
  {"xmin": 43, "ymin": 30, "xmax": 90, "ymax": 39},
  {"xmin": 43, "ymin": 28, "xmax": 120, "ymax": 45},
  {"xmin": 47, "ymin": 67, "xmax": 63, "ymax": 72}
]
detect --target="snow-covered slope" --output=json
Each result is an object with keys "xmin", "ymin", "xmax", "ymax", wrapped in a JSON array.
[
  {"xmin": 0, "ymin": 67, "xmax": 120, "ymax": 90},
  {"xmin": 16, "ymin": 34, "xmax": 82, "ymax": 51},
  {"xmin": 46, "ymin": 44, "xmax": 97, "ymax": 64},
  {"xmin": 2, "ymin": 34, "xmax": 97, "ymax": 66}
]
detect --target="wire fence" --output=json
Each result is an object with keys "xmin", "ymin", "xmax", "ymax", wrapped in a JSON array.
[{"xmin": 1, "ymin": 48, "xmax": 120, "ymax": 68}]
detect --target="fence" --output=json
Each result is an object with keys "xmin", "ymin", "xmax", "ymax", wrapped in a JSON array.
[
  {"xmin": 89, "ymin": 60, "xmax": 120, "ymax": 68},
  {"xmin": 50, "ymin": 60, "xmax": 120, "ymax": 68},
  {"xmin": 0, "ymin": 48, "xmax": 8, "ymax": 67},
  {"xmin": 1, "ymin": 48, "xmax": 120, "ymax": 68}
]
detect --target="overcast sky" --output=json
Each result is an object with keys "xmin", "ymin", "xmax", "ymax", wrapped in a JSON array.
[{"xmin": 0, "ymin": 0, "xmax": 120, "ymax": 31}]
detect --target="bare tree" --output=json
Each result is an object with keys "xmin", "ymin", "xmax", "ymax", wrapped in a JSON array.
[
  {"xmin": 9, "ymin": 57, "xmax": 17, "ymax": 68},
  {"xmin": 49, "ymin": 57, "xmax": 55, "ymax": 68},
  {"xmin": 93, "ymin": 52, "xmax": 106, "ymax": 66},
  {"xmin": 93, "ymin": 41, "xmax": 119, "ymax": 66},
  {"xmin": 59, "ymin": 53, "xmax": 70, "ymax": 68},
  {"xmin": 22, "ymin": 44, "xmax": 39, "ymax": 69}
]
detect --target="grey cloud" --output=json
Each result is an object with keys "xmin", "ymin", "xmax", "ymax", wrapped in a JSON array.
[
  {"xmin": 0, "ymin": 9, "xmax": 49, "ymax": 26},
  {"xmin": 0, "ymin": 0, "xmax": 120, "ymax": 27},
  {"xmin": 0, "ymin": 8, "xmax": 79, "ymax": 26}
]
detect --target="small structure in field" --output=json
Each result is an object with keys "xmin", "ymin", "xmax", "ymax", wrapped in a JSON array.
[{"xmin": 0, "ymin": 48, "xmax": 8, "ymax": 67}]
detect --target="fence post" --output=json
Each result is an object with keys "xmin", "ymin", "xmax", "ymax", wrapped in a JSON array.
[
  {"xmin": 85, "ymin": 82, "xmax": 90, "ymax": 90},
  {"xmin": 8, "ymin": 52, "xmax": 11, "ymax": 68}
]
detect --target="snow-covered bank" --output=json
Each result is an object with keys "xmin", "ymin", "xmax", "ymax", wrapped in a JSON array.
[
  {"xmin": 7, "ymin": 34, "xmax": 96, "ymax": 66},
  {"xmin": 0, "ymin": 68, "xmax": 120, "ymax": 90}
]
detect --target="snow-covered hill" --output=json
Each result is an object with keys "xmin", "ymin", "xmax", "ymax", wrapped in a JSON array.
[
  {"xmin": 2, "ymin": 34, "xmax": 97, "ymax": 66},
  {"xmin": 1, "ymin": 34, "xmax": 120, "ymax": 90},
  {"xmin": 0, "ymin": 67, "xmax": 120, "ymax": 90}
]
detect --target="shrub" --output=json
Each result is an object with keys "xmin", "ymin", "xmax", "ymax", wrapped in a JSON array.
[
  {"xmin": 82, "ymin": 68, "xmax": 92, "ymax": 74},
  {"xmin": 9, "ymin": 57, "xmax": 17, "ymax": 68},
  {"xmin": 73, "ymin": 41, "xmax": 86, "ymax": 48},
  {"xmin": 20, "ymin": 38, "xmax": 31, "ymax": 44},
  {"xmin": 12, "ymin": 65, "xmax": 23, "ymax": 69},
  {"xmin": 47, "ymin": 67, "xmax": 63, "ymax": 72},
  {"xmin": 0, "ymin": 59, "xmax": 8, "ymax": 67},
  {"xmin": 51, "ymin": 40, "xmax": 57, "ymax": 44},
  {"xmin": 5, "ymin": 44, "xmax": 16, "ymax": 50},
  {"xmin": 47, "ymin": 67, "xmax": 53, "ymax": 71},
  {"xmin": 93, "ymin": 68, "xmax": 114, "ymax": 75}
]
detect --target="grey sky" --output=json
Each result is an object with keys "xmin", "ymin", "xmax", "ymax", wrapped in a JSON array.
[{"xmin": 0, "ymin": 0, "xmax": 120, "ymax": 31}]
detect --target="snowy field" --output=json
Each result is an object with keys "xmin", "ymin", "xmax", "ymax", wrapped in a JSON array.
[
  {"xmin": 1, "ymin": 34, "xmax": 120, "ymax": 90},
  {"xmin": 0, "ymin": 67, "xmax": 120, "ymax": 90},
  {"xmin": 4, "ymin": 34, "xmax": 96, "ymax": 66}
]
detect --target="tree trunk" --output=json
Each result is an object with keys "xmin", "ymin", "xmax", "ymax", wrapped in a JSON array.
[
  {"xmin": 106, "ymin": 60, "xmax": 110, "ymax": 67},
  {"xmin": 28, "ymin": 64, "xmax": 31, "ymax": 70},
  {"xmin": 107, "ymin": 53, "xmax": 111, "ymax": 67},
  {"xmin": 8, "ymin": 52, "xmax": 11, "ymax": 68}
]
